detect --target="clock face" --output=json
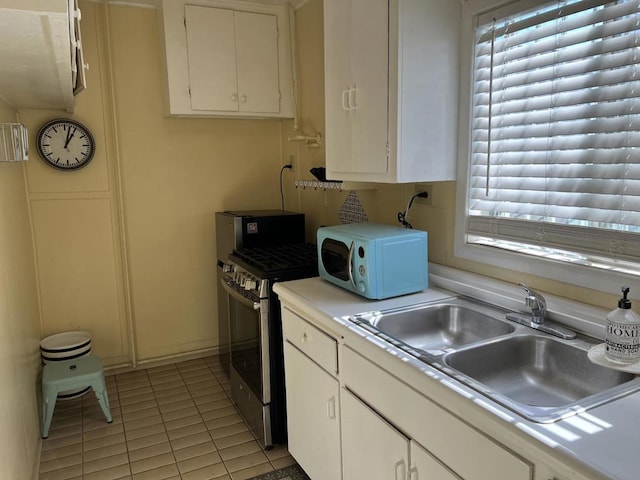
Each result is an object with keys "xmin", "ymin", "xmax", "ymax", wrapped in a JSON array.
[{"xmin": 36, "ymin": 119, "xmax": 95, "ymax": 171}]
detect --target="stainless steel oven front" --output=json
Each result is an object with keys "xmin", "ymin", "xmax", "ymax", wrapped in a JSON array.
[{"xmin": 221, "ymin": 269, "xmax": 274, "ymax": 447}]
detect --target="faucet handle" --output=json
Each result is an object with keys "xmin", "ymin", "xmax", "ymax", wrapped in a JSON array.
[
  {"xmin": 519, "ymin": 283, "xmax": 547, "ymax": 309},
  {"xmin": 525, "ymin": 295, "xmax": 541, "ymax": 309},
  {"xmin": 519, "ymin": 282, "xmax": 536, "ymax": 296}
]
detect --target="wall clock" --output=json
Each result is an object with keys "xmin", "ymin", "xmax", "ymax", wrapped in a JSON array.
[{"xmin": 36, "ymin": 119, "xmax": 95, "ymax": 170}]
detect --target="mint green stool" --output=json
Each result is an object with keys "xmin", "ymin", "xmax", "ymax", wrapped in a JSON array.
[{"xmin": 41, "ymin": 355, "xmax": 112, "ymax": 438}]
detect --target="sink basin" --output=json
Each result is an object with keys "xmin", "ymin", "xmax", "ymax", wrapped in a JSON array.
[
  {"xmin": 444, "ymin": 335, "xmax": 640, "ymax": 422},
  {"xmin": 352, "ymin": 298, "xmax": 514, "ymax": 352},
  {"xmin": 349, "ymin": 296, "xmax": 640, "ymax": 422}
]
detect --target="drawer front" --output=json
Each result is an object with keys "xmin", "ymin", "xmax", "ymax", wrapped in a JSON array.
[
  {"xmin": 282, "ymin": 308, "xmax": 338, "ymax": 374},
  {"xmin": 342, "ymin": 346, "xmax": 532, "ymax": 480}
]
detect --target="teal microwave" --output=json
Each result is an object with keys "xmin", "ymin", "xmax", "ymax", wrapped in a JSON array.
[{"xmin": 317, "ymin": 223, "xmax": 428, "ymax": 300}]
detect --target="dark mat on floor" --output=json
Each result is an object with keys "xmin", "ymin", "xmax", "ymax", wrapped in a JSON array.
[{"xmin": 247, "ymin": 464, "xmax": 310, "ymax": 480}]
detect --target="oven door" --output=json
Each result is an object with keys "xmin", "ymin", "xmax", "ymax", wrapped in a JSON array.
[{"xmin": 222, "ymin": 279, "xmax": 271, "ymax": 404}]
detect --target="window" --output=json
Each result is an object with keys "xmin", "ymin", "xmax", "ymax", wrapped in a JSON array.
[{"xmin": 467, "ymin": 0, "xmax": 640, "ymax": 273}]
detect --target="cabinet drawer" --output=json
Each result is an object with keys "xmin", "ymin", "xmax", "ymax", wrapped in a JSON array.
[
  {"xmin": 282, "ymin": 308, "xmax": 338, "ymax": 374},
  {"xmin": 342, "ymin": 346, "xmax": 532, "ymax": 480}
]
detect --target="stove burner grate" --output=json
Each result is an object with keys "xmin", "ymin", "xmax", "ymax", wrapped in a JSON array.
[{"xmin": 231, "ymin": 243, "xmax": 318, "ymax": 278}]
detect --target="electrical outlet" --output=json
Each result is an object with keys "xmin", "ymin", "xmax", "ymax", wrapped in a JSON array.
[
  {"xmin": 288, "ymin": 154, "xmax": 295, "ymax": 169},
  {"xmin": 414, "ymin": 184, "xmax": 433, "ymax": 205}
]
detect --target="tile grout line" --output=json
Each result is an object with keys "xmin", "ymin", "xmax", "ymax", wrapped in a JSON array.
[
  {"xmin": 180, "ymin": 361, "xmax": 232, "ymax": 480},
  {"xmin": 121, "ymin": 367, "xmax": 176, "ymax": 480},
  {"xmin": 40, "ymin": 357, "xmax": 293, "ymax": 480}
]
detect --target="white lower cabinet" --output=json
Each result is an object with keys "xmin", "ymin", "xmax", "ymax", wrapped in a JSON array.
[
  {"xmin": 282, "ymin": 309, "xmax": 341, "ymax": 480},
  {"xmin": 280, "ymin": 307, "xmax": 531, "ymax": 480},
  {"xmin": 341, "ymin": 346, "xmax": 532, "ymax": 480},
  {"xmin": 410, "ymin": 441, "xmax": 462, "ymax": 480},
  {"xmin": 277, "ymin": 293, "xmax": 609, "ymax": 480},
  {"xmin": 342, "ymin": 388, "xmax": 461, "ymax": 480},
  {"xmin": 341, "ymin": 389, "xmax": 409, "ymax": 480}
]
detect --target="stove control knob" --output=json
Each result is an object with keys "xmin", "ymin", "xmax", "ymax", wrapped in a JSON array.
[
  {"xmin": 222, "ymin": 264, "xmax": 234, "ymax": 273},
  {"xmin": 245, "ymin": 280, "xmax": 257, "ymax": 290}
]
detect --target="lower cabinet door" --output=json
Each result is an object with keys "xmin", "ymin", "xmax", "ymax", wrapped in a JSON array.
[
  {"xmin": 410, "ymin": 440, "xmax": 462, "ymax": 480},
  {"xmin": 283, "ymin": 341, "xmax": 341, "ymax": 480},
  {"xmin": 341, "ymin": 388, "xmax": 410, "ymax": 480}
]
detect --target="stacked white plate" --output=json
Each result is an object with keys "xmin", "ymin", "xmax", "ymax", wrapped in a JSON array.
[{"xmin": 40, "ymin": 331, "xmax": 92, "ymax": 400}]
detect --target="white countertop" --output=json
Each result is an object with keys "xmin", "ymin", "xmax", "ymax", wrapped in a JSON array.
[{"xmin": 274, "ymin": 276, "xmax": 640, "ymax": 480}]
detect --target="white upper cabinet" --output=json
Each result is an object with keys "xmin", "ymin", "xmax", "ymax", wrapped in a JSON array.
[
  {"xmin": 324, "ymin": 0, "xmax": 460, "ymax": 183},
  {"xmin": 0, "ymin": 0, "xmax": 86, "ymax": 113},
  {"xmin": 159, "ymin": 0, "xmax": 294, "ymax": 118}
]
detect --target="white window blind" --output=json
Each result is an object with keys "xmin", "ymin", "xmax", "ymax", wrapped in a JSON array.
[{"xmin": 469, "ymin": 0, "xmax": 640, "ymax": 264}]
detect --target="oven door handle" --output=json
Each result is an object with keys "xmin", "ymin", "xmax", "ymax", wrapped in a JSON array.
[{"xmin": 221, "ymin": 279, "xmax": 260, "ymax": 310}]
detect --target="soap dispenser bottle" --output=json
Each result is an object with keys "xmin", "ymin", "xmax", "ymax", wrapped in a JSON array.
[{"xmin": 605, "ymin": 286, "xmax": 640, "ymax": 364}]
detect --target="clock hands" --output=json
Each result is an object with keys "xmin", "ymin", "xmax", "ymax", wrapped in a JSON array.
[{"xmin": 63, "ymin": 126, "xmax": 76, "ymax": 150}]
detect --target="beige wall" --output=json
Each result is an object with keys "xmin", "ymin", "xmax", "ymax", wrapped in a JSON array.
[
  {"xmin": 0, "ymin": 101, "xmax": 42, "ymax": 478},
  {"xmin": 292, "ymin": 0, "xmax": 616, "ymax": 310},
  {"xmin": 20, "ymin": 1, "xmax": 131, "ymax": 366},
  {"xmin": 20, "ymin": 1, "xmax": 289, "ymax": 366},
  {"xmin": 11, "ymin": 0, "xmax": 615, "ymax": 388},
  {"xmin": 108, "ymin": 4, "xmax": 287, "ymax": 360}
]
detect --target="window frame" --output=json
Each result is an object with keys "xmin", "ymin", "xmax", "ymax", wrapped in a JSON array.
[{"xmin": 454, "ymin": 0, "xmax": 640, "ymax": 296}]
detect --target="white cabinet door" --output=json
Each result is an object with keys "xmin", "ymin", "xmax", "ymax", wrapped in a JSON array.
[
  {"xmin": 324, "ymin": 0, "xmax": 389, "ymax": 178},
  {"xmin": 324, "ymin": 0, "xmax": 460, "ymax": 183},
  {"xmin": 185, "ymin": 5, "xmax": 238, "ymax": 112},
  {"xmin": 410, "ymin": 440, "xmax": 461, "ymax": 480},
  {"xmin": 349, "ymin": 0, "xmax": 389, "ymax": 175},
  {"xmin": 234, "ymin": 11, "xmax": 280, "ymax": 113},
  {"xmin": 341, "ymin": 388, "xmax": 409, "ymax": 480},
  {"xmin": 283, "ymin": 342, "xmax": 341, "ymax": 480},
  {"xmin": 184, "ymin": 6, "xmax": 280, "ymax": 114}
]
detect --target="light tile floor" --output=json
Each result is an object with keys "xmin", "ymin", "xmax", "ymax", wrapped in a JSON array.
[{"xmin": 39, "ymin": 356, "xmax": 296, "ymax": 480}]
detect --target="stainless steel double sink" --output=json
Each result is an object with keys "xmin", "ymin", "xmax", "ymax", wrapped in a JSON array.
[{"xmin": 349, "ymin": 297, "xmax": 640, "ymax": 423}]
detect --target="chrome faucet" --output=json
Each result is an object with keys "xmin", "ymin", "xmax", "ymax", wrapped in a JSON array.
[
  {"xmin": 505, "ymin": 283, "xmax": 576, "ymax": 339},
  {"xmin": 520, "ymin": 283, "xmax": 546, "ymax": 324}
]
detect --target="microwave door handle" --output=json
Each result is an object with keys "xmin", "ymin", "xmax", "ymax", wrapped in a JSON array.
[
  {"xmin": 221, "ymin": 278, "xmax": 260, "ymax": 311},
  {"xmin": 347, "ymin": 241, "xmax": 357, "ymax": 290}
]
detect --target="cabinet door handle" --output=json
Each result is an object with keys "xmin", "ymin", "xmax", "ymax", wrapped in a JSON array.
[
  {"xmin": 231, "ymin": 93, "xmax": 238, "ymax": 103},
  {"xmin": 240, "ymin": 95, "xmax": 247, "ymax": 103},
  {"xmin": 394, "ymin": 460, "xmax": 406, "ymax": 480},
  {"xmin": 348, "ymin": 87, "xmax": 357, "ymax": 109},
  {"xmin": 301, "ymin": 332, "xmax": 308, "ymax": 343},
  {"xmin": 327, "ymin": 396, "xmax": 336, "ymax": 419},
  {"xmin": 409, "ymin": 466, "xmax": 418, "ymax": 480},
  {"xmin": 342, "ymin": 89, "xmax": 350, "ymax": 110}
]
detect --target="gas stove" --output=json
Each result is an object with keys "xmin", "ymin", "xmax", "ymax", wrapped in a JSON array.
[
  {"xmin": 223, "ymin": 243, "xmax": 317, "ymax": 301},
  {"xmin": 220, "ymin": 241, "xmax": 319, "ymax": 447},
  {"xmin": 229, "ymin": 242, "xmax": 318, "ymax": 280}
]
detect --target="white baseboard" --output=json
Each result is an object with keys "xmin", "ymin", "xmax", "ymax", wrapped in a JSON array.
[{"xmin": 104, "ymin": 346, "xmax": 222, "ymax": 376}]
